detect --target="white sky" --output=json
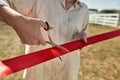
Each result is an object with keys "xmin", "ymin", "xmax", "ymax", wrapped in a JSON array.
[{"xmin": 80, "ymin": 0, "xmax": 120, "ymax": 11}]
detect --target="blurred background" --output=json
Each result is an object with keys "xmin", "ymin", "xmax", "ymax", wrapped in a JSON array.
[{"xmin": 0, "ymin": 0, "xmax": 120, "ymax": 80}]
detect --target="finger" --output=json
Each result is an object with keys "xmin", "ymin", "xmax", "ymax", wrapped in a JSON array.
[
  {"xmin": 82, "ymin": 37, "xmax": 87, "ymax": 43},
  {"xmin": 39, "ymin": 40, "xmax": 46, "ymax": 45},
  {"xmin": 32, "ymin": 40, "xmax": 41, "ymax": 45},
  {"xmin": 37, "ymin": 34, "xmax": 46, "ymax": 45},
  {"xmin": 21, "ymin": 38, "xmax": 38, "ymax": 45},
  {"xmin": 49, "ymin": 25, "xmax": 54, "ymax": 29},
  {"xmin": 21, "ymin": 40, "xmax": 26, "ymax": 44},
  {"xmin": 40, "ymin": 21, "xmax": 53, "ymax": 30},
  {"xmin": 22, "ymin": 41, "xmax": 32, "ymax": 45},
  {"xmin": 20, "ymin": 37, "xmax": 28, "ymax": 44},
  {"xmin": 37, "ymin": 31, "xmax": 46, "ymax": 45},
  {"xmin": 76, "ymin": 34, "xmax": 81, "ymax": 40},
  {"xmin": 82, "ymin": 32, "xmax": 87, "ymax": 43},
  {"xmin": 39, "ymin": 39, "xmax": 46, "ymax": 45},
  {"xmin": 38, "ymin": 20, "xmax": 47, "ymax": 29},
  {"xmin": 29, "ymin": 36, "xmax": 46, "ymax": 45}
]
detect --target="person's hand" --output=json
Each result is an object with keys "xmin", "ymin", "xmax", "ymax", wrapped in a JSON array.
[
  {"xmin": 13, "ymin": 16, "xmax": 53, "ymax": 45},
  {"xmin": 0, "ymin": 5, "xmax": 53, "ymax": 45},
  {"xmin": 73, "ymin": 31, "xmax": 87, "ymax": 43}
]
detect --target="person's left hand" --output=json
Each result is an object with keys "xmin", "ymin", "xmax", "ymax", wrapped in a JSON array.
[{"xmin": 73, "ymin": 31, "xmax": 87, "ymax": 43}]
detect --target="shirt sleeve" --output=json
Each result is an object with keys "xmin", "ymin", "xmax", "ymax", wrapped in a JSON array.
[
  {"xmin": 0, "ymin": 0, "xmax": 9, "ymax": 6},
  {"xmin": 0, "ymin": 0, "xmax": 35, "ymax": 25},
  {"xmin": 80, "ymin": 3, "xmax": 89, "ymax": 41},
  {"xmin": 6, "ymin": 0, "xmax": 35, "ymax": 16}
]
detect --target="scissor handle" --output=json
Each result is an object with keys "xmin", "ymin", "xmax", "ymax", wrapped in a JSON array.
[{"xmin": 44, "ymin": 22, "xmax": 50, "ymax": 31}]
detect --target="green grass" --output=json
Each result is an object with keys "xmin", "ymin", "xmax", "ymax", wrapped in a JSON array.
[
  {"xmin": 79, "ymin": 24, "xmax": 120, "ymax": 80},
  {"xmin": 0, "ymin": 25, "xmax": 24, "ymax": 80},
  {"xmin": 0, "ymin": 24, "xmax": 120, "ymax": 80}
]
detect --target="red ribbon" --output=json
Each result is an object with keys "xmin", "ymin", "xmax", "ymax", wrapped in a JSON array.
[{"xmin": 0, "ymin": 30, "xmax": 120, "ymax": 78}]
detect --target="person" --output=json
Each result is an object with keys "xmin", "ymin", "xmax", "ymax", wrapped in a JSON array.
[
  {"xmin": 0, "ymin": 0, "xmax": 89, "ymax": 80},
  {"xmin": 0, "ymin": 0, "xmax": 53, "ymax": 45}
]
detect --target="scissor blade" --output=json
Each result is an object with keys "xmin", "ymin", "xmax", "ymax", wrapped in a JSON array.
[
  {"xmin": 46, "ymin": 41, "xmax": 69, "ymax": 52},
  {"xmin": 54, "ymin": 44, "xmax": 69, "ymax": 53},
  {"xmin": 48, "ymin": 34, "xmax": 53, "ymax": 43}
]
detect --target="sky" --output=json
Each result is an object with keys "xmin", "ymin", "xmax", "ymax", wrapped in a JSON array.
[{"xmin": 80, "ymin": 0, "xmax": 120, "ymax": 11}]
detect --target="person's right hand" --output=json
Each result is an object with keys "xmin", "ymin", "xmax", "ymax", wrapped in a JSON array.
[
  {"xmin": 0, "ymin": 5, "xmax": 53, "ymax": 45},
  {"xmin": 13, "ymin": 16, "xmax": 53, "ymax": 45}
]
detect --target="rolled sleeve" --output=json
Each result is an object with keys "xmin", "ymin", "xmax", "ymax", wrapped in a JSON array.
[
  {"xmin": 7, "ymin": 0, "xmax": 35, "ymax": 16},
  {"xmin": 82, "ymin": 16, "xmax": 89, "ymax": 42},
  {"xmin": 0, "ymin": 0, "xmax": 9, "ymax": 6},
  {"xmin": 0, "ymin": 0, "xmax": 35, "ymax": 16},
  {"xmin": 82, "ymin": 4, "xmax": 89, "ymax": 37},
  {"xmin": 81, "ymin": 4, "xmax": 89, "ymax": 42}
]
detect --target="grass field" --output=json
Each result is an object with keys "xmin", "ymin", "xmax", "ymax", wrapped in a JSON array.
[{"xmin": 0, "ymin": 24, "xmax": 120, "ymax": 80}]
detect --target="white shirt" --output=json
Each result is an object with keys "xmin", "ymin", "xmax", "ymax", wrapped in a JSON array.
[{"xmin": 0, "ymin": 0, "xmax": 89, "ymax": 80}]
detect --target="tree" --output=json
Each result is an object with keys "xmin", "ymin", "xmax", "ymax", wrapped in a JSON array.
[
  {"xmin": 100, "ymin": 9, "xmax": 118, "ymax": 13},
  {"xmin": 89, "ymin": 9, "xmax": 98, "ymax": 12}
]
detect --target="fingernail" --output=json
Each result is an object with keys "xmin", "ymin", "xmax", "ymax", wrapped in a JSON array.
[
  {"xmin": 85, "ymin": 40, "xmax": 87, "ymax": 43},
  {"xmin": 83, "ymin": 38, "xmax": 87, "ymax": 43},
  {"xmin": 50, "ymin": 26, "xmax": 54, "ymax": 29}
]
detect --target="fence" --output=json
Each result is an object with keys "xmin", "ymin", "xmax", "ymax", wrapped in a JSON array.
[{"xmin": 89, "ymin": 13, "xmax": 120, "ymax": 27}]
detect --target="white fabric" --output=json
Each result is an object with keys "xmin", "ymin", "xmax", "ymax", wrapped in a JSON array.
[
  {"xmin": 0, "ymin": 0, "xmax": 9, "ymax": 6},
  {"xmin": 1, "ymin": 0, "xmax": 89, "ymax": 80}
]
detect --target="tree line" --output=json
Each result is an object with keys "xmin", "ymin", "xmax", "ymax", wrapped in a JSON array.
[{"xmin": 89, "ymin": 9, "xmax": 120, "ymax": 13}]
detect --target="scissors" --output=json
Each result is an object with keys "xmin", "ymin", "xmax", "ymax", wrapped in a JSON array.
[{"xmin": 44, "ymin": 22, "xmax": 70, "ymax": 61}]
